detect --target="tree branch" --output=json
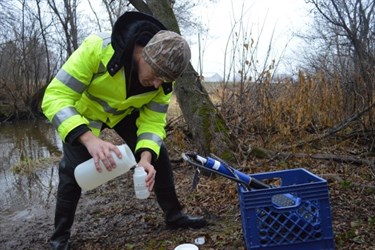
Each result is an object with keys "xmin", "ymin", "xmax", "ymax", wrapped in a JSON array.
[
  {"xmin": 251, "ymin": 147, "xmax": 375, "ymax": 171},
  {"xmin": 284, "ymin": 100, "xmax": 375, "ymax": 150}
]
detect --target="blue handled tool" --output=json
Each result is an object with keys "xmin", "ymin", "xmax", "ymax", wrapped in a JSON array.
[{"xmin": 182, "ymin": 152, "xmax": 301, "ymax": 208}]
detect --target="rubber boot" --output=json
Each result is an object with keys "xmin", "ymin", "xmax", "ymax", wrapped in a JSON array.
[
  {"xmin": 155, "ymin": 187, "xmax": 207, "ymax": 229},
  {"xmin": 49, "ymin": 197, "xmax": 78, "ymax": 250},
  {"xmin": 50, "ymin": 159, "xmax": 79, "ymax": 250},
  {"xmin": 155, "ymin": 187, "xmax": 183, "ymax": 219}
]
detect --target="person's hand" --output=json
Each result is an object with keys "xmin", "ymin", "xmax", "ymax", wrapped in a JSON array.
[
  {"xmin": 138, "ymin": 151, "xmax": 156, "ymax": 191},
  {"xmin": 78, "ymin": 131, "xmax": 122, "ymax": 173}
]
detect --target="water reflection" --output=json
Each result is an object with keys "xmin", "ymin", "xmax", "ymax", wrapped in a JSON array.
[{"xmin": 0, "ymin": 119, "xmax": 62, "ymax": 216}]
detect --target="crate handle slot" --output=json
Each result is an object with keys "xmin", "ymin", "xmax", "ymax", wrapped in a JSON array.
[{"xmin": 272, "ymin": 193, "xmax": 301, "ymax": 209}]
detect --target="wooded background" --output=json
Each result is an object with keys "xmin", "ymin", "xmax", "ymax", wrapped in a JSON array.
[{"xmin": 0, "ymin": 0, "xmax": 374, "ymax": 161}]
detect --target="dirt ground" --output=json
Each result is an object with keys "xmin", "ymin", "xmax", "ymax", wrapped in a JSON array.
[
  {"xmin": 0, "ymin": 160, "xmax": 244, "ymax": 250},
  {"xmin": 1, "ymin": 129, "xmax": 374, "ymax": 250}
]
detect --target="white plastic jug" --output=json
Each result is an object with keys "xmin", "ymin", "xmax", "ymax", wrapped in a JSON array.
[
  {"xmin": 74, "ymin": 144, "xmax": 136, "ymax": 191},
  {"xmin": 133, "ymin": 166, "xmax": 150, "ymax": 199}
]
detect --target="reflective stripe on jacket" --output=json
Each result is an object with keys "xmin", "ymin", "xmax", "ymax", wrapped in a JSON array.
[{"xmin": 42, "ymin": 33, "xmax": 172, "ymax": 157}]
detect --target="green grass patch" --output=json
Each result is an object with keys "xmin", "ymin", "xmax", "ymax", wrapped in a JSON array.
[{"xmin": 10, "ymin": 156, "xmax": 60, "ymax": 175}]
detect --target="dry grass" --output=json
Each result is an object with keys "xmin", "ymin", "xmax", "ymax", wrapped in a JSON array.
[{"xmin": 192, "ymin": 72, "xmax": 372, "ymax": 149}]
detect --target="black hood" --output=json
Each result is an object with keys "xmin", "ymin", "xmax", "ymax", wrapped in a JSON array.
[{"xmin": 107, "ymin": 11, "xmax": 167, "ymax": 76}]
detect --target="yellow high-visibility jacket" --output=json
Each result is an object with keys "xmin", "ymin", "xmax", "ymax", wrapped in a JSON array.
[{"xmin": 42, "ymin": 32, "xmax": 172, "ymax": 158}]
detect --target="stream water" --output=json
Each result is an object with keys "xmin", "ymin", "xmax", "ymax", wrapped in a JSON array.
[{"xmin": 0, "ymin": 119, "xmax": 62, "ymax": 219}]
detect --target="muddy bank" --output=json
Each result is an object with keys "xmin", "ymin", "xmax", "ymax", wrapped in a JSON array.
[{"xmin": 0, "ymin": 164, "xmax": 244, "ymax": 250}]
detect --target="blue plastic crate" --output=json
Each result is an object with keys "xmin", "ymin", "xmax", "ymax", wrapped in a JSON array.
[{"xmin": 238, "ymin": 168, "xmax": 334, "ymax": 250}]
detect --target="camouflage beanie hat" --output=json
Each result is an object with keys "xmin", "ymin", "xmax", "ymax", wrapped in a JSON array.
[{"xmin": 142, "ymin": 30, "xmax": 191, "ymax": 81}]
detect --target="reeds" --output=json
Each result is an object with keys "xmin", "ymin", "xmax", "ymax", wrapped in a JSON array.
[{"xmin": 205, "ymin": 70, "xmax": 367, "ymax": 149}]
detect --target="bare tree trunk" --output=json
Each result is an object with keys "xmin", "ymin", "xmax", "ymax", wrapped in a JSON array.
[
  {"xmin": 47, "ymin": 0, "xmax": 79, "ymax": 56},
  {"xmin": 176, "ymin": 64, "xmax": 238, "ymax": 160}
]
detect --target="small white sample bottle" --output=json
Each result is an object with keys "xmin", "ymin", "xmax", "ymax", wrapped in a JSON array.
[
  {"xmin": 133, "ymin": 166, "xmax": 150, "ymax": 199},
  {"xmin": 74, "ymin": 144, "xmax": 136, "ymax": 191}
]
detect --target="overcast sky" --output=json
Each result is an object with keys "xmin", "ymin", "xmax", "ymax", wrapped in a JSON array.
[{"xmin": 187, "ymin": 0, "xmax": 312, "ymax": 77}]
